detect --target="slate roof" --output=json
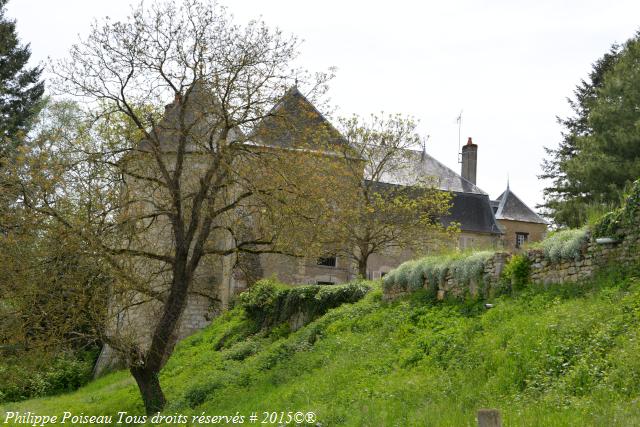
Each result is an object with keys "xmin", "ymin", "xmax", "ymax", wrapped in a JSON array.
[
  {"xmin": 377, "ymin": 149, "xmax": 486, "ymax": 195},
  {"xmin": 249, "ymin": 88, "xmax": 501, "ymax": 235},
  {"xmin": 138, "ymin": 81, "xmax": 244, "ymax": 153},
  {"xmin": 137, "ymin": 84, "xmax": 507, "ymax": 236},
  {"xmin": 367, "ymin": 180, "xmax": 502, "ymax": 235},
  {"xmin": 494, "ymin": 185, "xmax": 548, "ymax": 224},
  {"xmin": 251, "ymin": 87, "xmax": 347, "ymax": 149},
  {"xmin": 445, "ymin": 191, "xmax": 504, "ymax": 234}
]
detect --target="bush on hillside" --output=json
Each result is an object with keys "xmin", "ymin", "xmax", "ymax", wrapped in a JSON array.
[
  {"xmin": 383, "ymin": 254, "xmax": 454, "ymax": 294},
  {"xmin": 237, "ymin": 279, "xmax": 371, "ymax": 328},
  {"xmin": 593, "ymin": 179, "xmax": 640, "ymax": 238},
  {"xmin": 449, "ymin": 251, "xmax": 494, "ymax": 285},
  {"xmin": 383, "ymin": 251, "xmax": 495, "ymax": 298},
  {"xmin": 537, "ymin": 228, "xmax": 589, "ymax": 263},
  {"xmin": 0, "ymin": 352, "xmax": 95, "ymax": 403},
  {"xmin": 501, "ymin": 254, "xmax": 531, "ymax": 291}
]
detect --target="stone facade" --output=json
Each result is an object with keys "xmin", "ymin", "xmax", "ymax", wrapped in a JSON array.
[
  {"xmin": 262, "ymin": 228, "xmax": 503, "ymax": 285},
  {"xmin": 497, "ymin": 219, "xmax": 547, "ymax": 252},
  {"xmin": 492, "ymin": 184, "xmax": 548, "ymax": 252}
]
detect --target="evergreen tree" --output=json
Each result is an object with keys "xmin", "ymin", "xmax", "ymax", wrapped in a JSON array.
[
  {"xmin": 568, "ymin": 33, "xmax": 640, "ymax": 201},
  {"xmin": 539, "ymin": 42, "xmax": 623, "ymax": 227},
  {"xmin": 0, "ymin": 0, "xmax": 44, "ymax": 152}
]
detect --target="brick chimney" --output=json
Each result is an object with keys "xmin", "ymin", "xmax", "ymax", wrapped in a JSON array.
[{"xmin": 461, "ymin": 137, "xmax": 477, "ymax": 185}]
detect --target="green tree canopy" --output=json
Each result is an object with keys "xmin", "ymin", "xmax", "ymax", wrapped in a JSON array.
[{"xmin": 540, "ymin": 31, "xmax": 640, "ymax": 227}]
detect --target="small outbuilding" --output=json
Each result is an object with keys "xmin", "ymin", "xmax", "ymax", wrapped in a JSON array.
[{"xmin": 491, "ymin": 184, "xmax": 548, "ymax": 251}]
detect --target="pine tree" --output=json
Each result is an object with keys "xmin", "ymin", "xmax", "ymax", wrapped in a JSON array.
[
  {"xmin": 540, "ymin": 31, "xmax": 640, "ymax": 228},
  {"xmin": 0, "ymin": 0, "xmax": 44, "ymax": 151},
  {"xmin": 539, "ymin": 45, "xmax": 621, "ymax": 227}
]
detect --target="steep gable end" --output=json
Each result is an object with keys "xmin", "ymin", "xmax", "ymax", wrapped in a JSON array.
[
  {"xmin": 251, "ymin": 87, "xmax": 346, "ymax": 149},
  {"xmin": 495, "ymin": 187, "xmax": 547, "ymax": 224}
]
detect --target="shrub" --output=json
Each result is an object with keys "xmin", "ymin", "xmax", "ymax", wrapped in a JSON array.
[
  {"xmin": 381, "ymin": 270, "xmax": 397, "ymax": 292},
  {"xmin": 449, "ymin": 251, "xmax": 494, "ymax": 285},
  {"xmin": 0, "ymin": 352, "xmax": 94, "ymax": 403},
  {"xmin": 502, "ymin": 254, "xmax": 531, "ymax": 291},
  {"xmin": 408, "ymin": 255, "xmax": 454, "ymax": 297},
  {"xmin": 223, "ymin": 338, "xmax": 261, "ymax": 361},
  {"xmin": 539, "ymin": 228, "xmax": 589, "ymax": 263},
  {"xmin": 383, "ymin": 250, "xmax": 495, "ymax": 297},
  {"xmin": 184, "ymin": 377, "xmax": 228, "ymax": 408},
  {"xmin": 393, "ymin": 260, "xmax": 419, "ymax": 290},
  {"xmin": 593, "ymin": 209, "xmax": 624, "ymax": 238},
  {"xmin": 384, "ymin": 254, "xmax": 454, "ymax": 294},
  {"xmin": 420, "ymin": 255, "xmax": 454, "ymax": 291},
  {"xmin": 237, "ymin": 279, "xmax": 370, "ymax": 328},
  {"xmin": 592, "ymin": 178, "xmax": 640, "ymax": 238}
]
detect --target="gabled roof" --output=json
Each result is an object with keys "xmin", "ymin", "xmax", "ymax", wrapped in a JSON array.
[
  {"xmin": 251, "ymin": 87, "xmax": 347, "ymax": 149},
  {"xmin": 494, "ymin": 185, "xmax": 548, "ymax": 224},
  {"xmin": 138, "ymin": 80, "xmax": 244, "ymax": 153},
  {"xmin": 377, "ymin": 148, "xmax": 487, "ymax": 194}
]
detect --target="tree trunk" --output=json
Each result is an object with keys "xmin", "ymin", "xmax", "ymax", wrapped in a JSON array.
[
  {"xmin": 131, "ymin": 365, "xmax": 166, "ymax": 415},
  {"xmin": 357, "ymin": 255, "xmax": 368, "ymax": 279}
]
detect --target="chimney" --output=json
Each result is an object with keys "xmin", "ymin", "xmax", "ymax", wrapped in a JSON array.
[{"xmin": 461, "ymin": 137, "xmax": 477, "ymax": 185}]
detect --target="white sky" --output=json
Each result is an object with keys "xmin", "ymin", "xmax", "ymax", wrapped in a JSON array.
[{"xmin": 7, "ymin": 0, "xmax": 640, "ymax": 212}]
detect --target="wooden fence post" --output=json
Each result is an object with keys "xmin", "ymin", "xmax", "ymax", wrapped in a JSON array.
[{"xmin": 477, "ymin": 409, "xmax": 502, "ymax": 427}]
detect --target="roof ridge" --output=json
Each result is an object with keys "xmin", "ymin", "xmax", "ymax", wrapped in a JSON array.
[
  {"xmin": 494, "ymin": 187, "xmax": 507, "ymax": 218},
  {"xmin": 408, "ymin": 147, "xmax": 488, "ymax": 195},
  {"xmin": 495, "ymin": 185, "xmax": 548, "ymax": 224}
]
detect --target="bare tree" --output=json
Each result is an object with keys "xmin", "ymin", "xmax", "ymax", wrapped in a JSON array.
[{"xmin": 23, "ymin": 0, "xmax": 337, "ymax": 413}]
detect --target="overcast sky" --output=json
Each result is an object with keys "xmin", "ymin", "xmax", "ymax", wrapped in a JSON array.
[{"xmin": 6, "ymin": 0, "xmax": 640, "ymax": 211}]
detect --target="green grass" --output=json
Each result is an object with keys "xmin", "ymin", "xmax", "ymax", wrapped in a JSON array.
[{"xmin": 3, "ymin": 269, "xmax": 640, "ymax": 426}]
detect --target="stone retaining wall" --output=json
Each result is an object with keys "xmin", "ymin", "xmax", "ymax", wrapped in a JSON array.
[
  {"xmin": 529, "ymin": 227, "xmax": 638, "ymax": 286},
  {"xmin": 384, "ymin": 226, "xmax": 640, "ymax": 302}
]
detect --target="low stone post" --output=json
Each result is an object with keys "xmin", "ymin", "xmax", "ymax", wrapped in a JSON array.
[{"xmin": 477, "ymin": 409, "xmax": 502, "ymax": 427}]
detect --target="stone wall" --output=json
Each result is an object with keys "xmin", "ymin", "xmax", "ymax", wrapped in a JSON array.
[
  {"xmin": 528, "ymin": 226, "xmax": 639, "ymax": 286},
  {"xmin": 436, "ymin": 252, "xmax": 509, "ymax": 300},
  {"xmin": 383, "ymin": 252, "xmax": 507, "ymax": 301},
  {"xmin": 383, "ymin": 225, "xmax": 640, "ymax": 302}
]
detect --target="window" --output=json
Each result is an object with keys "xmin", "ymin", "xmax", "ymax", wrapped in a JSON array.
[
  {"xmin": 317, "ymin": 256, "xmax": 337, "ymax": 267},
  {"xmin": 317, "ymin": 281, "xmax": 334, "ymax": 285},
  {"xmin": 515, "ymin": 232, "xmax": 529, "ymax": 249}
]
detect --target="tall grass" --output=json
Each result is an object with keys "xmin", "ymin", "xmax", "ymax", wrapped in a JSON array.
[{"xmin": 6, "ymin": 269, "xmax": 640, "ymax": 426}]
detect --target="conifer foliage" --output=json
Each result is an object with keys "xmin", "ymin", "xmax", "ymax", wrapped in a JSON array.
[
  {"xmin": 0, "ymin": 0, "xmax": 44, "ymax": 147},
  {"xmin": 540, "ymin": 31, "xmax": 640, "ymax": 227}
]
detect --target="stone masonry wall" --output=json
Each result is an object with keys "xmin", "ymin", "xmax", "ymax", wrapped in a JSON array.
[
  {"xmin": 528, "ymin": 228, "xmax": 639, "ymax": 285},
  {"xmin": 384, "ymin": 225, "xmax": 640, "ymax": 302}
]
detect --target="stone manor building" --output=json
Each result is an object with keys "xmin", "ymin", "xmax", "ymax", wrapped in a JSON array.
[
  {"xmin": 95, "ymin": 86, "xmax": 546, "ymax": 374},
  {"xmin": 252, "ymin": 90, "xmax": 546, "ymax": 285}
]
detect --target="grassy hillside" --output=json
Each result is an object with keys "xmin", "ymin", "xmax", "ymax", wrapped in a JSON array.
[{"xmin": 3, "ymin": 269, "xmax": 640, "ymax": 426}]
